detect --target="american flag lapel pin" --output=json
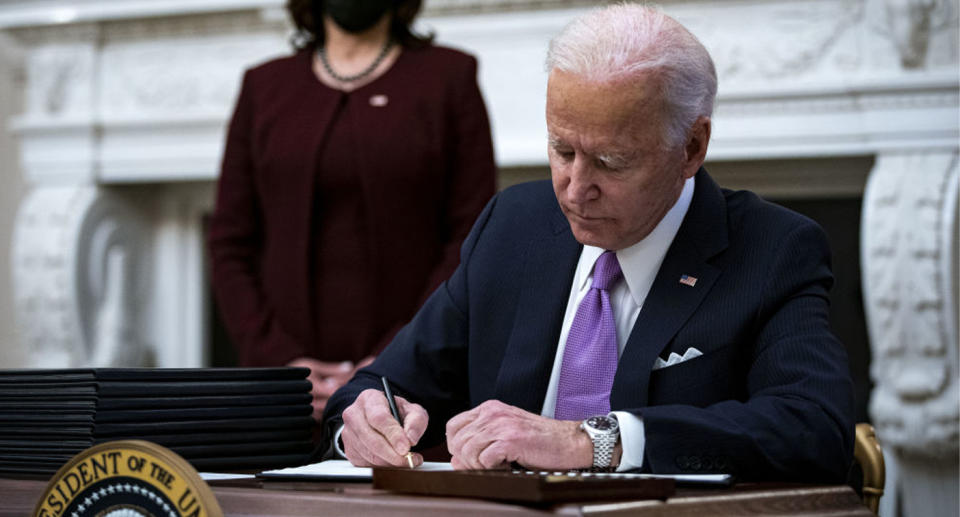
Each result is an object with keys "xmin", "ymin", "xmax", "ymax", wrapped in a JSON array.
[{"xmin": 679, "ymin": 274, "xmax": 698, "ymax": 287}]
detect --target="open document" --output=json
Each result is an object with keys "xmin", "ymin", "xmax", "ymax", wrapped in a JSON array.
[{"xmin": 260, "ymin": 460, "xmax": 454, "ymax": 480}]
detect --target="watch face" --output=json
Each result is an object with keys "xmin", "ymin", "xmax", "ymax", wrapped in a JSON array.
[{"xmin": 587, "ymin": 416, "xmax": 618, "ymax": 431}]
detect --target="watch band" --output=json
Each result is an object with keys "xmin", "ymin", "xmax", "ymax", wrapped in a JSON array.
[
  {"xmin": 592, "ymin": 432, "xmax": 616, "ymax": 468},
  {"xmin": 581, "ymin": 415, "xmax": 619, "ymax": 469}
]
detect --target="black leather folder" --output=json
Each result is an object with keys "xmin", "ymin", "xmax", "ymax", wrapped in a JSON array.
[
  {"xmin": 0, "ymin": 393, "xmax": 97, "ymax": 401},
  {"xmin": 94, "ymin": 428, "xmax": 312, "ymax": 446},
  {"xmin": 94, "ymin": 367, "xmax": 309, "ymax": 381},
  {"xmin": 0, "ymin": 446, "xmax": 86, "ymax": 455},
  {"xmin": 96, "ymin": 380, "xmax": 311, "ymax": 397},
  {"xmin": 0, "ymin": 460, "xmax": 72, "ymax": 470},
  {"xmin": 0, "ymin": 465, "xmax": 68, "ymax": 476},
  {"xmin": 94, "ymin": 404, "xmax": 310, "ymax": 423},
  {"xmin": 0, "ymin": 367, "xmax": 307, "ymax": 381},
  {"xmin": 96, "ymin": 393, "xmax": 311, "ymax": 410},
  {"xmin": 0, "ymin": 369, "xmax": 92, "ymax": 375},
  {"xmin": 0, "ymin": 409, "xmax": 95, "ymax": 417},
  {"xmin": 0, "ymin": 453, "xmax": 75, "ymax": 463},
  {"xmin": 0, "ymin": 381, "xmax": 97, "ymax": 389},
  {"xmin": 0, "ymin": 426, "xmax": 93, "ymax": 438},
  {"xmin": 0, "ymin": 400, "xmax": 96, "ymax": 410},
  {"xmin": 0, "ymin": 385, "xmax": 97, "ymax": 395},
  {"xmin": 0, "ymin": 367, "xmax": 315, "ymax": 475},
  {"xmin": 0, "ymin": 439, "xmax": 92, "ymax": 449},
  {"xmin": 0, "ymin": 413, "xmax": 94, "ymax": 425},
  {"xmin": 0, "ymin": 373, "xmax": 95, "ymax": 383},
  {"xmin": 94, "ymin": 416, "xmax": 315, "ymax": 436}
]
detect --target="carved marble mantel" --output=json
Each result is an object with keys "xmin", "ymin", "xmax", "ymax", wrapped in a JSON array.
[{"xmin": 0, "ymin": 1, "xmax": 957, "ymax": 512}]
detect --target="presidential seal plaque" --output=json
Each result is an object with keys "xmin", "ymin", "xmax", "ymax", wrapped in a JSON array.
[{"xmin": 33, "ymin": 440, "xmax": 223, "ymax": 517}]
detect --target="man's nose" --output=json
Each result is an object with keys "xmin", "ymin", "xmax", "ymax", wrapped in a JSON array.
[{"xmin": 566, "ymin": 157, "xmax": 600, "ymax": 204}]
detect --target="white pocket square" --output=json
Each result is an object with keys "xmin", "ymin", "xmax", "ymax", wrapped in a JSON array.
[{"xmin": 652, "ymin": 347, "xmax": 703, "ymax": 370}]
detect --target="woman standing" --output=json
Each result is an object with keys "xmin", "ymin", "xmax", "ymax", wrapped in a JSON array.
[{"xmin": 209, "ymin": 0, "xmax": 496, "ymax": 418}]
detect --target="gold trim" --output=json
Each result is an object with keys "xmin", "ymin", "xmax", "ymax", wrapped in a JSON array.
[
  {"xmin": 32, "ymin": 439, "xmax": 223, "ymax": 517},
  {"xmin": 854, "ymin": 423, "xmax": 885, "ymax": 515}
]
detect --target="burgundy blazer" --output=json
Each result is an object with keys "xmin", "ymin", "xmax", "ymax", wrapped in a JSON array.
[{"xmin": 208, "ymin": 45, "xmax": 496, "ymax": 366}]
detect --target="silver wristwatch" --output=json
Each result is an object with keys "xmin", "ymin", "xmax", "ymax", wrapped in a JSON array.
[{"xmin": 580, "ymin": 414, "xmax": 619, "ymax": 469}]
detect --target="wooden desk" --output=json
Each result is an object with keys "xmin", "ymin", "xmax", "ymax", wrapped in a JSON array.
[{"xmin": 0, "ymin": 476, "xmax": 873, "ymax": 516}]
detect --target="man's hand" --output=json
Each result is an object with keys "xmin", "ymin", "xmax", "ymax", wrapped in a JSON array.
[
  {"xmin": 288, "ymin": 357, "xmax": 361, "ymax": 419},
  {"xmin": 446, "ymin": 400, "xmax": 593, "ymax": 470},
  {"xmin": 341, "ymin": 388, "xmax": 429, "ymax": 467}
]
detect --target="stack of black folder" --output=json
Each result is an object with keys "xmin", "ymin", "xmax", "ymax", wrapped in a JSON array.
[{"xmin": 0, "ymin": 368, "xmax": 316, "ymax": 476}]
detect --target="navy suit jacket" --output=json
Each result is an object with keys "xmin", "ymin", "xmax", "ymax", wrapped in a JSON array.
[{"xmin": 324, "ymin": 169, "xmax": 855, "ymax": 482}]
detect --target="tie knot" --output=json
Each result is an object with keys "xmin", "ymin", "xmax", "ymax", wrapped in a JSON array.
[{"xmin": 591, "ymin": 251, "xmax": 622, "ymax": 291}]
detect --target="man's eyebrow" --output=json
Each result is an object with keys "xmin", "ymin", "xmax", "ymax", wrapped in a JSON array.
[
  {"xmin": 547, "ymin": 135, "xmax": 568, "ymax": 148},
  {"xmin": 596, "ymin": 151, "xmax": 633, "ymax": 168}
]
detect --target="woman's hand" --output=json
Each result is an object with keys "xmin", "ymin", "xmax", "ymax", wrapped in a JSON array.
[
  {"xmin": 287, "ymin": 355, "xmax": 378, "ymax": 419},
  {"xmin": 288, "ymin": 357, "xmax": 354, "ymax": 419}
]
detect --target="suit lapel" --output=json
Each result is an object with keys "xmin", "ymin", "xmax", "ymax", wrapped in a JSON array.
[
  {"xmin": 494, "ymin": 206, "xmax": 581, "ymax": 413},
  {"xmin": 610, "ymin": 170, "xmax": 729, "ymax": 410}
]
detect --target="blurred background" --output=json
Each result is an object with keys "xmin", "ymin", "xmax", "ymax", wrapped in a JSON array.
[{"xmin": 0, "ymin": 0, "xmax": 956, "ymax": 515}]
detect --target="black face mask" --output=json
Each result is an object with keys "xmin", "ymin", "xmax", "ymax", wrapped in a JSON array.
[{"xmin": 322, "ymin": 0, "xmax": 394, "ymax": 34}]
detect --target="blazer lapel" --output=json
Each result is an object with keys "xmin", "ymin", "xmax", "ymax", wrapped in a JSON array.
[
  {"xmin": 611, "ymin": 169, "xmax": 729, "ymax": 410},
  {"xmin": 494, "ymin": 207, "xmax": 581, "ymax": 413}
]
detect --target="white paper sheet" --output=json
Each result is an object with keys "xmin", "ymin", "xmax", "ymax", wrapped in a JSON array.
[
  {"xmin": 258, "ymin": 459, "xmax": 454, "ymax": 480},
  {"xmin": 199, "ymin": 472, "xmax": 257, "ymax": 481}
]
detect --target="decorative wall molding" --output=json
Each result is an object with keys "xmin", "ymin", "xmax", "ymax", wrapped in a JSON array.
[
  {"xmin": 0, "ymin": 0, "xmax": 607, "ymax": 29},
  {"xmin": 98, "ymin": 34, "xmax": 282, "ymax": 117},
  {"xmin": 876, "ymin": 0, "xmax": 957, "ymax": 69},
  {"xmin": 681, "ymin": 1, "xmax": 865, "ymax": 83},
  {"xmin": 862, "ymin": 151, "xmax": 959, "ymax": 459},
  {"xmin": 11, "ymin": 186, "xmax": 150, "ymax": 367},
  {"xmin": 5, "ymin": 1, "xmax": 957, "ymax": 177},
  {"xmin": 24, "ymin": 40, "xmax": 95, "ymax": 119},
  {"xmin": 425, "ymin": 0, "xmax": 606, "ymax": 16}
]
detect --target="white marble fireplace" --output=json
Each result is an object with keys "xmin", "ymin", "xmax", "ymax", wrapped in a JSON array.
[{"xmin": 0, "ymin": 0, "xmax": 957, "ymax": 514}]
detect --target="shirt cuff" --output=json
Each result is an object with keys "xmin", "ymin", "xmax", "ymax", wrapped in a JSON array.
[
  {"xmin": 333, "ymin": 424, "xmax": 347, "ymax": 459},
  {"xmin": 611, "ymin": 411, "xmax": 645, "ymax": 472}
]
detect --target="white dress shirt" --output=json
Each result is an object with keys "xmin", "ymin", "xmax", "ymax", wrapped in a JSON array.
[{"xmin": 540, "ymin": 176, "xmax": 695, "ymax": 471}]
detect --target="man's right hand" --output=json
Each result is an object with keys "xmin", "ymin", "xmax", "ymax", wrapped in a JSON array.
[{"xmin": 340, "ymin": 388, "xmax": 428, "ymax": 467}]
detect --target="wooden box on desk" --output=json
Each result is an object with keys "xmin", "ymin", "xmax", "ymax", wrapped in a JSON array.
[{"xmin": 372, "ymin": 468, "xmax": 676, "ymax": 503}]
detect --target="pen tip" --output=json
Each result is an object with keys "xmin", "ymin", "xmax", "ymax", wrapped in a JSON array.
[{"xmin": 405, "ymin": 453, "xmax": 415, "ymax": 469}]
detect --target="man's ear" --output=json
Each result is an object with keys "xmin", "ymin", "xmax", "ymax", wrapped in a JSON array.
[{"xmin": 682, "ymin": 116, "xmax": 711, "ymax": 178}]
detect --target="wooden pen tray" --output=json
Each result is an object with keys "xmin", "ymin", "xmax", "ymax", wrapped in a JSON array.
[{"xmin": 372, "ymin": 468, "xmax": 676, "ymax": 503}]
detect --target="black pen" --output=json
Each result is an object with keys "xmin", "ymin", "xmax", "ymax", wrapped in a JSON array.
[{"xmin": 381, "ymin": 376, "xmax": 415, "ymax": 469}]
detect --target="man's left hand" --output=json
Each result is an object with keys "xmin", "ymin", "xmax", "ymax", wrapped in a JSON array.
[{"xmin": 445, "ymin": 400, "xmax": 592, "ymax": 470}]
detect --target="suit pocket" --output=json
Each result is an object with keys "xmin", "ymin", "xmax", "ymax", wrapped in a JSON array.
[{"xmin": 647, "ymin": 344, "xmax": 741, "ymax": 407}]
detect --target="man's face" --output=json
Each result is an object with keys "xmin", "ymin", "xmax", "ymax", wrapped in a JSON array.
[{"xmin": 547, "ymin": 70, "xmax": 690, "ymax": 251}]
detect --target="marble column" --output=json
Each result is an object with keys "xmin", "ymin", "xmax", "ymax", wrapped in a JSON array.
[{"xmin": 862, "ymin": 151, "xmax": 959, "ymax": 517}]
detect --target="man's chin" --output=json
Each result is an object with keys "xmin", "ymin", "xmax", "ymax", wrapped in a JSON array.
[{"xmin": 570, "ymin": 226, "xmax": 616, "ymax": 250}]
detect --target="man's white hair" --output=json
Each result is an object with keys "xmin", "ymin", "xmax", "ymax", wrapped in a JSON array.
[{"xmin": 545, "ymin": 3, "xmax": 717, "ymax": 149}]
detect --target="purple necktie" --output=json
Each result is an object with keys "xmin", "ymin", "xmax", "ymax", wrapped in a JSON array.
[{"xmin": 555, "ymin": 251, "xmax": 623, "ymax": 421}]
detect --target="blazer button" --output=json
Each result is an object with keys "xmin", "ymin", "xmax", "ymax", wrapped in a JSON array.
[
  {"xmin": 701, "ymin": 457, "xmax": 714, "ymax": 471},
  {"xmin": 688, "ymin": 456, "xmax": 702, "ymax": 471},
  {"xmin": 675, "ymin": 456, "xmax": 690, "ymax": 470}
]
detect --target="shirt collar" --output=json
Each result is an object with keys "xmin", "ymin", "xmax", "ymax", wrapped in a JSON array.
[{"xmin": 577, "ymin": 176, "xmax": 696, "ymax": 305}]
